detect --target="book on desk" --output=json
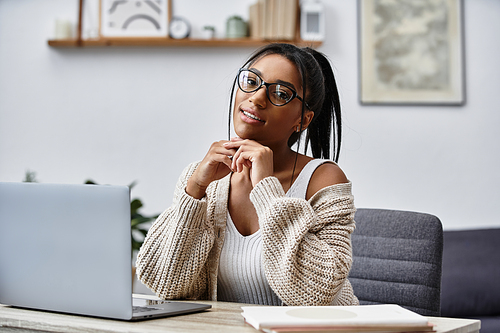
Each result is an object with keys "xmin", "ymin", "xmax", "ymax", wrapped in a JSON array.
[{"xmin": 241, "ymin": 304, "xmax": 435, "ymax": 333}]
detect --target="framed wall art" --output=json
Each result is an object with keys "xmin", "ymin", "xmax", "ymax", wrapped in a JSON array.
[
  {"xmin": 101, "ymin": 0, "xmax": 169, "ymax": 37},
  {"xmin": 359, "ymin": 0, "xmax": 464, "ymax": 105}
]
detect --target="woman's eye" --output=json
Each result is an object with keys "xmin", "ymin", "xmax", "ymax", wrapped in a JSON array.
[
  {"xmin": 273, "ymin": 89, "xmax": 290, "ymax": 101},
  {"xmin": 246, "ymin": 78, "xmax": 258, "ymax": 86}
]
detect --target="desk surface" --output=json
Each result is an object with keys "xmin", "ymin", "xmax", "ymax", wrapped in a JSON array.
[{"xmin": 0, "ymin": 295, "xmax": 481, "ymax": 333}]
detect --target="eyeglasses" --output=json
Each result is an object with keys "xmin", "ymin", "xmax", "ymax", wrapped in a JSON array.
[{"xmin": 237, "ymin": 68, "xmax": 310, "ymax": 108}]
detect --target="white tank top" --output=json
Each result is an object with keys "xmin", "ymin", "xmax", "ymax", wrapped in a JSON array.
[{"xmin": 217, "ymin": 159, "xmax": 332, "ymax": 305}]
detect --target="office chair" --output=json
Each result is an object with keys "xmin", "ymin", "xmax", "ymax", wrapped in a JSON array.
[{"xmin": 349, "ymin": 208, "xmax": 443, "ymax": 316}]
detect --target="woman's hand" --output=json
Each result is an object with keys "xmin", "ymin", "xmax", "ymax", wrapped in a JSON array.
[
  {"xmin": 223, "ymin": 137, "xmax": 273, "ymax": 187},
  {"xmin": 186, "ymin": 140, "xmax": 236, "ymax": 199}
]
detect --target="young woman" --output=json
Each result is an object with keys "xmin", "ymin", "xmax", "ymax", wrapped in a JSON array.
[{"xmin": 136, "ymin": 43, "xmax": 358, "ymax": 306}]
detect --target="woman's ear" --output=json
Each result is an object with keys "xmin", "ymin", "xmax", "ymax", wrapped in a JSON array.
[{"xmin": 298, "ymin": 110, "xmax": 315, "ymax": 131}]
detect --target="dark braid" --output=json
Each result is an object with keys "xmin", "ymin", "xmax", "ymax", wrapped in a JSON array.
[{"xmin": 304, "ymin": 48, "xmax": 342, "ymax": 162}]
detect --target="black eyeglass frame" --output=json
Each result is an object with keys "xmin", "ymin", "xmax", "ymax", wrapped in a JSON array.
[{"xmin": 237, "ymin": 68, "xmax": 310, "ymax": 109}]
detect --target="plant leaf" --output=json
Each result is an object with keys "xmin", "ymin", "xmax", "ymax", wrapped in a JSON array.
[{"xmin": 130, "ymin": 198, "xmax": 143, "ymax": 215}]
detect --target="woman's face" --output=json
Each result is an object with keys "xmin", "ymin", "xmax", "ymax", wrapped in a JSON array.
[{"xmin": 233, "ymin": 54, "xmax": 313, "ymax": 147}]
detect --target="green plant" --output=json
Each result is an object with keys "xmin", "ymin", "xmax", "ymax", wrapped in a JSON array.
[
  {"xmin": 23, "ymin": 170, "xmax": 38, "ymax": 182},
  {"xmin": 129, "ymin": 183, "xmax": 159, "ymax": 252}
]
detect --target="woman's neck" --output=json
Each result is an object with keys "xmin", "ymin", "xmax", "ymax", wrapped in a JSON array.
[{"xmin": 266, "ymin": 143, "xmax": 296, "ymax": 173}]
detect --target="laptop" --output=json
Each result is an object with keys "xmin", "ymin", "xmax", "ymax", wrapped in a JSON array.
[{"xmin": 0, "ymin": 181, "xmax": 211, "ymax": 321}]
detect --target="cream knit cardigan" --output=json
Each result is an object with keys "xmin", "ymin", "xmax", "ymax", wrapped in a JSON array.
[{"xmin": 136, "ymin": 161, "xmax": 359, "ymax": 306}]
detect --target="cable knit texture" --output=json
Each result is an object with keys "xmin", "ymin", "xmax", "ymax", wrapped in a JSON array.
[{"xmin": 136, "ymin": 161, "xmax": 359, "ymax": 306}]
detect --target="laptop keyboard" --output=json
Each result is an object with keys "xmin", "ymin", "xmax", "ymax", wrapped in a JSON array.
[{"xmin": 133, "ymin": 306, "xmax": 162, "ymax": 313}]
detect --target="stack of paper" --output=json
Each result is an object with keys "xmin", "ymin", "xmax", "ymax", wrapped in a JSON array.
[{"xmin": 241, "ymin": 304, "xmax": 435, "ymax": 333}]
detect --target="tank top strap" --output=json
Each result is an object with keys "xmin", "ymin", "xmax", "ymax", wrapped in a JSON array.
[{"xmin": 286, "ymin": 159, "xmax": 334, "ymax": 200}]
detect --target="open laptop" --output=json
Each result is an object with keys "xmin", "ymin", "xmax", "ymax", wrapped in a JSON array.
[{"xmin": 0, "ymin": 182, "xmax": 211, "ymax": 321}]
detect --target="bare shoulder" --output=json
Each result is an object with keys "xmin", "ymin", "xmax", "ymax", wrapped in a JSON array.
[{"xmin": 306, "ymin": 162, "xmax": 349, "ymax": 200}]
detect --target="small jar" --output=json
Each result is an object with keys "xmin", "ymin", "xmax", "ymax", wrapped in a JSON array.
[
  {"xmin": 201, "ymin": 26, "xmax": 215, "ymax": 39},
  {"xmin": 54, "ymin": 19, "xmax": 74, "ymax": 39},
  {"xmin": 226, "ymin": 16, "xmax": 247, "ymax": 38}
]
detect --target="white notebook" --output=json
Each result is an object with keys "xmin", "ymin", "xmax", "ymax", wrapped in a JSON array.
[{"xmin": 241, "ymin": 304, "xmax": 432, "ymax": 332}]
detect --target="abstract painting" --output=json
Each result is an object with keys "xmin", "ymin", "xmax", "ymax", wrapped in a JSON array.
[
  {"xmin": 101, "ymin": 0, "xmax": 169, "ymax": 37},
  {"xmin": 359, "ymin": 0, "xmax": 464, "ymax": 105}
]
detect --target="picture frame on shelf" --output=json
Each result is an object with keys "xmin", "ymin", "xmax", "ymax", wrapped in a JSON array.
[
  {"xmin": 300, "ymin": 0, "xmax": 325, "ymax": 42},
  {"xmin": 100, "ymin": 0, "xmax": 169, "ymax": 37},
  {"xmin": 359, "ymin": 0, "xmax": 464, "ymax": 105}
]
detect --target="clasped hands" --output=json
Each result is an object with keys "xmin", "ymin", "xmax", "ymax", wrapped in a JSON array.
[{"xmin": 186, "ymin": 137, "xmax": 273, "ymax": 199}]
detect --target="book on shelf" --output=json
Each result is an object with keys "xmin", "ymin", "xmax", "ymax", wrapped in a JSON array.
[
  {"xmin": 241, "ymin": 304, "xmax": 436, "ymax": 333},
  {"xmin": 249, "ymin": 0, "xmax": 297, "ymax": 40},
  {"xmin": 264, "ymin": 0, "xmax": 275, "ymax": 39},
  {"xmin": 249, "ymin": 2, "xmax": 262, "ymax": 38},
  {"xmin": 285, "ymin": 0, "xmax": 299, "ymax": 40},
  {"xmin": 276, "ymin": 0, "xmax": 285, "ymax": 38}
]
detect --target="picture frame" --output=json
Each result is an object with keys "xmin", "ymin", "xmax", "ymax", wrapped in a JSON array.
[
  {"xmin": 359, "ymin": 0, "xmax": 464, "ymax": 105},
  {"xmin": 100, "ymin": 0, "xmax": 169, "ymax": 37}
]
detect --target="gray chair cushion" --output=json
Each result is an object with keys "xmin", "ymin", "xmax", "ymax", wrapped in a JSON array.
[
  {"xmin": 349, "ymin": 209, "xmax": 443, "ymax": 316},
  {"xmin": 441, "ymin": 229, "xmax": 500, "ymax": 318}
]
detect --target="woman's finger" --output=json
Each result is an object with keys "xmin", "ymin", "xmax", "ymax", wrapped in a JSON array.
[
  {"xmin": 195, "ymin": 141, "xmax": 238, "ymax": 183},
  {"xmin": 224, "ymin": 139, "xmax": 261, "ymax": 170},
  {"xmin": 234, "ymin": 151, "xmax": 253, "ymax": 172}
]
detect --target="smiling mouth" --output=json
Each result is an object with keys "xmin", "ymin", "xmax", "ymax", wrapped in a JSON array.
[{"xmin": 242, "ymin": 110, "xmax": 264, "ymax": 122}]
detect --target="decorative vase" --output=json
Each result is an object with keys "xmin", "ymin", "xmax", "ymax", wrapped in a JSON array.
[{"xmin": 226, "ymin": 16, "xmax": 247, "ymax": 38}]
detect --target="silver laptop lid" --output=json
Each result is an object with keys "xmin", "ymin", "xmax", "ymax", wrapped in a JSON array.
[{"xmin": 0, "ymin": 182, "xmax": 133, "ymax": 320}]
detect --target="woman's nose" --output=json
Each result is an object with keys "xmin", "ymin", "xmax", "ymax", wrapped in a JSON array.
[{"xmin": 249, "ymin": 85, "xmax": 267, "ymax": 108}]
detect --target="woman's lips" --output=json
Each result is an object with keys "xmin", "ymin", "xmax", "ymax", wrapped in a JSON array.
[{"xmin": 241, "ymin": 109, "xmax": 265, "ymax": 123}]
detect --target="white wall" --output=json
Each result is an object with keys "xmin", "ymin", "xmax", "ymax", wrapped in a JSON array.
[{"xmin": 1, "ymin": 0, "xmax": 499, "ymax": 230}]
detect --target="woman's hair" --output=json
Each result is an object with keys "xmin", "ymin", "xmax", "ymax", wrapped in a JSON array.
[{"xmin": 228, "ymin": 43, "xmax": 342, "ymax": 162}]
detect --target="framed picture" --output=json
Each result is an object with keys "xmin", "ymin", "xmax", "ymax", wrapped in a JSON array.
[
  {"xmin": 359, "ymin": 0, "xmax": 464, "ymax": 105},
  {"xmin": 101, "ymin": 0, "xmax": 169, "ymax": 37}
]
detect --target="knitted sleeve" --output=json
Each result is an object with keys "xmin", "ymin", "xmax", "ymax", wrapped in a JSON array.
[
  {"xmin": 250, "ymin": 176, "xmax": 358, "ymax": 306},
  {"xmin": 135, "ymin": 162, "xmax": 215, "ymax": 300}
]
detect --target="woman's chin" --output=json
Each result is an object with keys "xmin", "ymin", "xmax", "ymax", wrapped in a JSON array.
[{"xmin": 233, "ymin": 128, "xmax": 254, "ymax": 141}]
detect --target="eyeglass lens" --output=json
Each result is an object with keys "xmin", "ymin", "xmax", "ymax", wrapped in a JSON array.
[{"xmin": 238, "ymin": 70, "xmax": 295, "ymax": 106}]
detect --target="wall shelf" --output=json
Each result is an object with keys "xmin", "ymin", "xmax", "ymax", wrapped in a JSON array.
[
  {"xmin": 47, "ymin": 37, "xmax": 322, "ymax": 48},
  {"xmin": 48, "ymin": 0, "xmax": 321, "ymax": 49}
]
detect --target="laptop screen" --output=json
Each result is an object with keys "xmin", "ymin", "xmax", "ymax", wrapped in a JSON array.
[{"xmin": 0, "ymin": 182, "xmax": 134, "ymax": 320}]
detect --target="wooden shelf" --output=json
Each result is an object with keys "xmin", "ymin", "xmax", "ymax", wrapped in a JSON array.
[
  {"xmin": 47, "ymin": 37, "xmax": 322, "ymax": 48},
  {"xmin": 49, "ymin": 0, "xmax": 322, "ymax": 49}
]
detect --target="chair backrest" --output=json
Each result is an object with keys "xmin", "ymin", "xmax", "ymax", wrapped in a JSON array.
[{"xmin": 349, "ymin": 208, "xmax": 443, "ymax": 316}]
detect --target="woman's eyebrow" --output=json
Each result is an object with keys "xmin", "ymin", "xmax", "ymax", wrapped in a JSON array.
[
  {"xmin": 249, "ymin": 67, "xmax": 297, "ymax": 90},
  {"xmin": 249, "ymin": 67, "xmax": 263, "ymax": 76},
  {"xmin": 275, "ymin": 79, "xmax": 297, "ymax": 90}
]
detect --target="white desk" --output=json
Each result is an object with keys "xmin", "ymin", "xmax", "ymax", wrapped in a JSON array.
[{"xmin": 0, "ymin": 295, "xmax": 481, "ymax": 333}]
